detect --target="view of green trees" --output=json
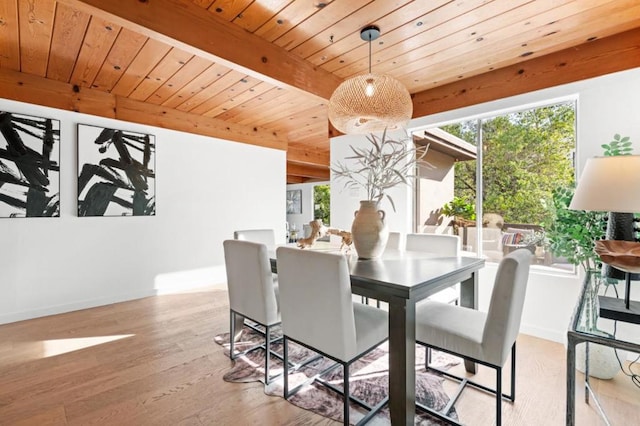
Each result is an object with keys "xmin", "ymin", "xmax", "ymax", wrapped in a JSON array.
[
  {"xmin": 313, "ymin": 184, "xmax": 330, "ymax": 225},
  {"xmin": 441, "ymin": 102, "xmax": 576, "ymax": 227}
]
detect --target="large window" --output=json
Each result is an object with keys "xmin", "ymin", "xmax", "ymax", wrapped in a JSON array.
[
  {"xmin": 313, "ymin": 184, "xmax": 330, "ymax": 225},
  {"xmin": 418, "ymin": 101, "xmax": 576, "ymax": 271}
]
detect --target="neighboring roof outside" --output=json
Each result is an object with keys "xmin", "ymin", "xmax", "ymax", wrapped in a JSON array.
[{"xmin": 414, "ymin": 128, "xmax": 477, "ymax": 162}]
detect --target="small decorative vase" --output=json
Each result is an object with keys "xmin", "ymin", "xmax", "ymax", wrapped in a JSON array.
[{"xmin": 351, "ymin": 200, "xmax": 389, "ymax": 259}]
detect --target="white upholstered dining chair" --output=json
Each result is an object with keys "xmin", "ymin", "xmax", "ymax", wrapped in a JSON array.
[
  {"xmin": 233, "ymin": 228, "xmax": 276, "ymax": 247},
  {"xmin": 414, "ymin": 248, "xmax": 532, "ymax": 425},
  {"xmin": 406, "ymin": 232, "xmax": 460, "ymax": 254},
  {"xmin": 276, "ymin": 247, "xmax": 389, "ymax": 426},
  {"xmin": 385, "ymin": 231, "xmax": 402, "ymax": 250},
  {"xmin": 223, "ymin": 239, "xmax": 281, "ymax": 384},
  {"xmin": 405, "ymin": 233, "xmax": 461, "ymax": 305}
]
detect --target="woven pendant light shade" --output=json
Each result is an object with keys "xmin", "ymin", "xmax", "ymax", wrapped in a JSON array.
[
  {"xmin": 328, "ymin": 73, "xmax": 413, "ymax": 134},
  {"xmin": 328, "ymin": 25, "xmax": 413, "ymax": 134}
]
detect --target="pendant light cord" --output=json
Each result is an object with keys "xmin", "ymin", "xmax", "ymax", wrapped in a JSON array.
[{"xmin": 368, "ymin": 33, "xmax": 372, "ymax": 73}]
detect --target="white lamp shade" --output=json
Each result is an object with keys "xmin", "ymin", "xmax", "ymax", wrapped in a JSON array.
[
  {"xmin": 328, "ymin": 73, "xmax": 413, "ymax": 134},
  {"xmin": 570, "ymin": 155, "xmax": 640, "ymax": 213}
]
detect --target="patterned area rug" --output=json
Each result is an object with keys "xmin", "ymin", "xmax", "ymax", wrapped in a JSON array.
[{"xmin": 214, "ymin": 325, "xmax": 459, "ymax": 425}]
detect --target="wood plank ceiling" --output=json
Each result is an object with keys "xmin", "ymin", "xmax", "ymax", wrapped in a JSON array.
[{"xmin": 1, "ymin": 0, "xmax": 640, "ymax": 183}]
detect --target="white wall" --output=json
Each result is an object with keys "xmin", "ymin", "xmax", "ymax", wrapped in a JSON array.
[
  {"xmin": 0, "ymin": 98, "xmax": 286, "ymax": 324},
  {"xmin": 331, "ymin": 67, "xmax": 640, "ymax": 344}
]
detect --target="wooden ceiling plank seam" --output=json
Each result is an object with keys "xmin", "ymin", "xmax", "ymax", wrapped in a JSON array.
[
  {"xmin": 318, "ymin": 0, "xmax": 492, "ymax": 73},
  {"xmin": 110, "ymin": 37, "xmax": 173, "ymax": 97},
  {"xmin": 116, "ymin": 96, "xmax": 287, "ymax": 150},
  {"xmin": 188, "ymin": 74, "xmax": 262, "ymax": 116},
  {"xmin": 261, "ymin": 106, "xmax": 327, "ymax": 131},
  {"xmin": 46, "ymin": 2, "xmax": 91, "ymax": 82},
  {"xmin": 161, "ymin": 61, "xmax": 232, "ymax": 109},
  {"xmin": 239, "ymin": 91, "xmax": 323, "ymax": 125},
  {"xmin": 91, "ymin": 27, "xmax": 147, "ymax": 92},
  {"xmin": 202, "ymin": 80, "xmax": 274, "ymax": 118},
  {"xmin": 411, "ymin": 26, "xmax": 640, "ymax": 118},
  {"xmin": 206, "ymin": 0, "xmax": 253, "ymax": 22},
  {"xmin": 253, "ymin": 0, "xmax": 324, "ymax": 42},
  {"xmin": 255, "ymin": 102, "xmax": 326, "ymax": 130},
  {"xmin": 128, "ymin": 47, "xmax": 195, "ymax": 101},
  {"xmin": 412, "ymin": 15, "xmax": 640, "ymax": 93},
  {"xmin": 265, "ymin": 120, "xmax": 327, "ymax": 139},
  {"xmin": 274, "ymin": 0, "xmax": 373, "ymax": 52},
  {"xmin": 146, "ymin": 55, "xmax": 213, "ymax": 105},
  {"xmin": 287, "ymin": 0, "xmax": 432, "ymax": 59},
  {"xmin": 381, "ymin": 2, "xmax": 578, "ymax": 79},
  {"xmin": 233, "ymin": 93, "xmax": 318, "ymax": 126},
  {"xmin": 301, "ymin": 0, "xmax": 451, "ymax": 65},
  {"xmin": 286, "ymin": 124, "xmax": 328, "ymax": 142},
  {"xmin": 0, "ymin": 65, "xmax": 288, "ymax": 149},
  {"xmin": 192, "ymin": 0, "xmax": 215, "ymax": 9},
  {"xmin": 18, "ymin": 0, "xmax": 56, "ymax": 76},
  {"xmin": 350, "ymin": 0, "xmax": 623, "ymax": 85},
  {"xmin": 176, "ymin": 68, "xmax": 246, "ymax": 112},
  {"xmin": 394, "ymin": 0, "xmax": 636, "ymax": 90},
  {"xmin": 0, "ymin": 0, "xmax": 21, "ymax": 71},
  {"xmin": 62, "ymin": 0, "xmax": 341, "ymax": 101},
  {"xmin": 385, "ymin": 0, "xmax": 606, "ymax": 83},
  {"xmin": 232, "ymin": 0, "xmax": 293, "ymax": 33},
  {"xmin": 331, "ymin": 0, "xmax": 533, "ymax": 79},
  {"xmin": 203, "ymin": 81, "xmax": 274, "ymax": 118},
  {"xmin": 213, "ymin": 86, "xmax": 288, "ymax": 121},
  {"xmin": 69, "ymin": 14, "xmax": 121, "ymax": 87}
]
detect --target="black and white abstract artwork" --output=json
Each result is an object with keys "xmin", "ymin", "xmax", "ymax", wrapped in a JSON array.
[
  {"xmin": 0, "ymin": 111, "xmax": 60, "ymax": 218},
  {"xmin": 78, "ymin": 124, "xmax": 156, "ymax": 217}
]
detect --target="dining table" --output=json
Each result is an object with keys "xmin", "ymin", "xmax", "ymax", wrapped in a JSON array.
[{"xmin": 269, "ymin": 244, "xmax": 486, "ymax": 425}]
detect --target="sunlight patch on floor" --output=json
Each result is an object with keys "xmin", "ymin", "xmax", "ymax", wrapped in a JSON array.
[{"xmin": 42, "ymin": 334, "xmax": 135, "ymax": 357}]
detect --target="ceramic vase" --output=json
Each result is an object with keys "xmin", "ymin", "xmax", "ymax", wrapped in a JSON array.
[{"xmin": 351, "ymin": 200, "xmax": 389, "ymax": 259}]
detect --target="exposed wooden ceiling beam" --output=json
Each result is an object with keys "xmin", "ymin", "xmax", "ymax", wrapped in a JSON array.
[
  {"xmin": 286, "ymin": 175, "xmax": 307, "ymax": 184},
  {"xmin": 0, "ymin": 68, "xmax": 286, "ymax": 150},
  {"xmin": 412, "ymin": 27, "xmax": 640, "ymax": 117},
  {"xmin": 287, "ymin": 145, "xmax": 330, "ymax": 167},
  {"xmin": 286, "ymin": 162, "xmax": 330, "ymax": 180},
  {"xmin": 62, "ymin": 0, "xmax": 342, "ymax": 102}
]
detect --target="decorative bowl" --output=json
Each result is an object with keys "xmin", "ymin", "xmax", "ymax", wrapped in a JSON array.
[{"xmin": 594, "ymin": 240, "xmax": 640, "ymax": 273}]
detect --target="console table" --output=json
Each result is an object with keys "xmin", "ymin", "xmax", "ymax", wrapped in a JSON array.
[{"xmin": 566, "ymin": 276, "xmax": 640, "ymax": 425}]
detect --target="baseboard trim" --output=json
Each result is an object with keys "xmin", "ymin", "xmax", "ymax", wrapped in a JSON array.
[
  {"xmin": 0, "ymin": 289, "xmax": 157, "ymax": 325},
  {"xmin": 520, "ymin": 323, "xmax": 564, "ymax": 344},
  {"xmin": 0, "ymin": 266, "xmax": 229, "ymax": 325}
]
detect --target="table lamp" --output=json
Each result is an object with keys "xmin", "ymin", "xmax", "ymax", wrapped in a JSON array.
[{"xmin": 569, "ymin": 155, "xmax": 640, "ymax": 324}]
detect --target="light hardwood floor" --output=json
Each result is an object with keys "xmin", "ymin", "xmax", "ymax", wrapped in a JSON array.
[{"xmin": 0, "ymin": 288, "xmax": 638, "ymax": 425}]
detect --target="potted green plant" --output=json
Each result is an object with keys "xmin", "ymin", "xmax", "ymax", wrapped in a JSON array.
[
  {"xmin": 545, "ymin": 186, "xmax": 605, "ymax": 273},
  {"xmin": 546, "ymin": 134, "xmax": 637, "ymax": 380},
  {"xmin": 546, "ymin": 185, "xmax": 621, "ymax": 379},
  {"xmin": 331, "ymin": 129, "xmax": 427, "ymax": 258},
  {"xmin": 441, "ymin": 197, "xmax": 476, "ymax": 234}
]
